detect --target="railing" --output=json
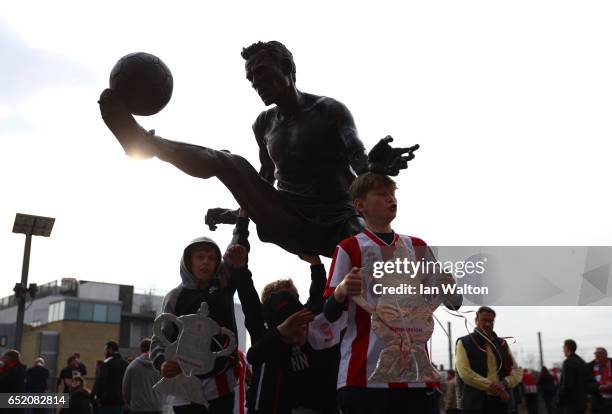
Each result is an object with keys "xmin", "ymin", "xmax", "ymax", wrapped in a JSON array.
[{"xmin": 0, "ymin": 279, "xmax": 78, "ymax": 310}]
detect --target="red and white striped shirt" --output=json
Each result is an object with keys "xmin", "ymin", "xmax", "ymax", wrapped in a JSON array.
[
  {"xmin": 169, "ymin": 364, "xmax": 239, "ymax": 407},
  {"xmin": 324, "ymin": 229, "xmax": 439, "ymax": 390}
]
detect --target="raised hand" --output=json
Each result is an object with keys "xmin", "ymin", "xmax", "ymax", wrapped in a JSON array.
[
  {"xmin": 367, "ymin": 135, "xmax": 419, "ymax": 176},
  {"xmin": 277, "ymin": 308, "xmax": 314, "ymax": 346},
  {"xmin": 224, "ymin": 244, "xmax": 248, "ymax": 269},
  {"xmin": 297, "ymin": 253, "xmax": 322, "ymax": 265}
]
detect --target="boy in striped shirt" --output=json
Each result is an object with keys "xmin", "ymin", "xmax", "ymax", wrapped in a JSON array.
[{"xmin": 323, "ymin": 172, "xmax": 461, "ymax": 414}]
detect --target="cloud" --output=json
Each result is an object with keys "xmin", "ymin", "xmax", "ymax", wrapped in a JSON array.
[{"xmin": 0, "ymin": 21, "xmax": 95, "ymax": 122}]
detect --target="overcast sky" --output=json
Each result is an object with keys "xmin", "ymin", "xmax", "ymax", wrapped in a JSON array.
[{"xmin": 1, "ymin": 1, "xmax": 611, "ymax": 368}]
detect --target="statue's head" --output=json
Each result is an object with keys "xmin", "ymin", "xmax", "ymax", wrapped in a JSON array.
[{"xmin": 242, "ymin": 41, "xmax": 296, "ymax": 106}]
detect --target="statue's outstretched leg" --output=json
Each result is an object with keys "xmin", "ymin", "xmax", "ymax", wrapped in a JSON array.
[{"xmin": 99, "ymin": 89, "xmax": 304, "ymax": 252}]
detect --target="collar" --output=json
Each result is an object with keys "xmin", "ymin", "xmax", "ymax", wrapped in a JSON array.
[{"xmin": 363, "ymin": 228, "xmax": 399, "ymax": 246}]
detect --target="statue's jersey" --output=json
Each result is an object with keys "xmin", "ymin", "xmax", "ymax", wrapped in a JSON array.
[
  {"xmin": 250, "ymin": 93, "xmax": 366, "ymax": 255},
  {"xmin": 254, "ymin": 93, "xmax": 365, "ymax": 199}
]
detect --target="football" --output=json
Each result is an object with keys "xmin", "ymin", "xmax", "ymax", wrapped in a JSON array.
[{"xmin": 109, "ymin": 52, "xmax": 173, "ymax": 116}]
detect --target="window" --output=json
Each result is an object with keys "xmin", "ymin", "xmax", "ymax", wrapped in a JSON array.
[
  {"xmin": 65, "ymin": 300, "xmax": 79, "ymax": 320},
  {"xmin": 93, "ymin": 304, "xmax": 107, "ymax": 322},
  {"xmin": 107, "ymin": 304, "xmax": 121, "ymax": 323},
  {"xmin": 48, "ymin": 302, "xmax": 60, "ymax": 323},
  {"xmin": 47, "ymin": 303, "xmax": 55, "ymax": 322},
  {"xmin": 47, "ymin": 300, "xmax": 121, "ymax": 324},
  {"xmin": 79, "ymin": 302, "xmax": 93, "ymax": 321},
  {"xmin": 57, "ymin": 301, "xmax": 65, "ymax": 320},
  {"xmin": 0, "ymin": 336, "xmax": 6, "ymax": 346}
]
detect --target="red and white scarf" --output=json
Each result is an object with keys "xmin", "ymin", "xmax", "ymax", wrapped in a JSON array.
[{"xmin": 593, "ymin": 359, "xmax": 612, "ymax": 398}]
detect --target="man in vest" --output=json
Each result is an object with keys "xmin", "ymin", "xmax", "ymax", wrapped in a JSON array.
[
  {"xmin": 588, "ymin": 347, "xmax": 612, "ymax": 414},
  {"xmin": 455, "ymin": 306, "xmax": 522, "ymax": 414}
]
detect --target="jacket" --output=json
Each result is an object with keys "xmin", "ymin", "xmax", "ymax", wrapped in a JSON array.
[
  {"xmin": 587, "ymin": 357, "xmax": 611, "ymax": 411},
  {"xmin": 93, "ymin": 352, "xmax": 128, "ymax": 406},
  {"xmin": 455, "ymin": 329, "xmax": 520, "ymax": 411},
  {"xmin": 0, "ymin": 360, "xmax": 26, "ymax": 393},
  {"xmin": 557, "ymin": 353, "xmax": 592, "ymax": 411},
  {"xmin": 150, "ymin": 234, "xmax": 263, "ymax": 398},
  {"xmin": 25, "ymin": 364, "xmax": 50, "ymax": 392},
  {"xmin": 122, "ymin": 353, "xmax": 165, "ymax": 411},
  {"xmin": 67, "ymin": 388, "xmax": 93, "ymax": 414},
  {"xmin": 246, "ymin": 264, "xmax": 339, "ymax": 414}
]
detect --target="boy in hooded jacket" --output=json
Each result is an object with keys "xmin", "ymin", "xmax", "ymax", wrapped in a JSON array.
[{"xmin": 150, "ymin": 224, "xmax": 262, "ymax": 414}]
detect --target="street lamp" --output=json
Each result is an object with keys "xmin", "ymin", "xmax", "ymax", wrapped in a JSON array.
[{"xmin": 12, "ymin": 213, "xmax": 55, "ymax": 351}]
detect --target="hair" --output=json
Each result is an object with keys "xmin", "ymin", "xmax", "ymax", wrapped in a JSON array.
[
  {"xmin": 72, "ymin": 375, "xmax": 90, "ymax": 393},
  {"xmin": 596, "ymin": 347, "xmax": 608, "ymax": 356},
  {"xmin": 34, "ymin": 356, "xmax": 45, "ymax": 366},
  {"xmin": 105, "ymin": 341, "xmax": 119, "ymax": 352},
  {"xmin": 476, "ymin": 306, "xmax": 496, "ymax": 319},
  {"xmin": 447, "ymin": 369, "xmax": 455, "ymax": 378},
  {"xmin": 67, "ymin": 355, "xmax": 77, "ymax": 365},
  {"xmin": 564, "ymin": 339, "xmax": 577, "ymax": 353},
  {"xmin": 261, "ymin": 279, "xmax": 297, "ymax": 304},
  {"xmin": 3, "ymin": 349, "xmax": 20, "ymax": 360},
  {"xmin": 349, "ymin": 173, "xmax": 397, "ymax": 201},
  {"xmin": 241, "ymin": 41, "xmax": 297, "ymax": 82},
  {"xmin": 139, "ymin": 338, "xmax": 152, "ymax": 354},
  {"xmin": 188, "ymin": 242, "xmax": 218, "ymax": 255},
  {"xmin": 73, "ymin": 352, "xmax": 80, "ymax": 358}
]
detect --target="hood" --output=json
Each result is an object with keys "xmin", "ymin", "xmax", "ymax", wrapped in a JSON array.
[
  {"xmin": 135, "ymin": 353, "xmax": 153, "ymax": 368},
  {"xmin": 180, "ymin": 236, "xmax": 223, "ymax": 289}
]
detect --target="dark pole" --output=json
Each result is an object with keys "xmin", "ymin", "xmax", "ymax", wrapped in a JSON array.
[
  {"xmin": 448, "ymin": 321, "xmax": 453, "ymax": 369},
  {"xmin": 14, "ymin": 233, "xmax": 32, "ymax": 351},
  {"xmin": 538, "ymin": 331, "xmax": 544, "ymax": 368}
]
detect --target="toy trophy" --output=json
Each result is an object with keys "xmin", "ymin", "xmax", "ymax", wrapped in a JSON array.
[
  {"xmin": 151, "ymin": 302, "xmax": 236, "ymax": 407},
  {"xmin": 354, "ymin": 240, "xmax": 454, "ymax": 383}
]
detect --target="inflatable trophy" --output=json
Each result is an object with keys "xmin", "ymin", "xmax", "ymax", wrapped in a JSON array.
[
  {"xmin": 354, "ymin": 239, "xmax": 452, "ymax": 384},
  {"xmin": 152, "ymin": 302, "xmax": 237, "ymax": 407}
]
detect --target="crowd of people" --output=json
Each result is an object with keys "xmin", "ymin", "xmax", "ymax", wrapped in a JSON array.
[{"xmin": 440, "ymin": 309, "xmax": 612, "ymax": 414}]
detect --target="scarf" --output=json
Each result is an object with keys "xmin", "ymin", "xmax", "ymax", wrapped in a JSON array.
[
  {"xmin": 470, "ymin": 329, "xmax": 513, "ymax": 377},
  {"xmin": 0, "ymin": 357, "xmax": 18, "ymax": 375},
  {"xmin": 593, "ymin": 359, "xmax": 612, "ymax": 397}
]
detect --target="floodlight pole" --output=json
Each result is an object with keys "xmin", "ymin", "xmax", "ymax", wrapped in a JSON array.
[
  {"xmin": 538, "ymin": 331, "xmax": 544, "ymax": 369},
  {"xmin": 14, "ymin": 234, "xmax": 32, "ymax": 351},
  {"xmin": 448, "ymin": 321, "xmax": 453, "ymax": 369},
  {"xmin": 12, "ymin": 213, "xmax": 54, "ymax": 351}
]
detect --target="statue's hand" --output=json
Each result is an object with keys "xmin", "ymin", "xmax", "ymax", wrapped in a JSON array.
[
  {"xmin": 98, "ymin": 88, "xmax": 155, "ymax": 159},
  {"xmin": 204, "ymin": 208, "xmax": 239, "ymax": 231},
  {"xmin": 368, "ymin": 136, "xmax": 419, "ymax": 176}
]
